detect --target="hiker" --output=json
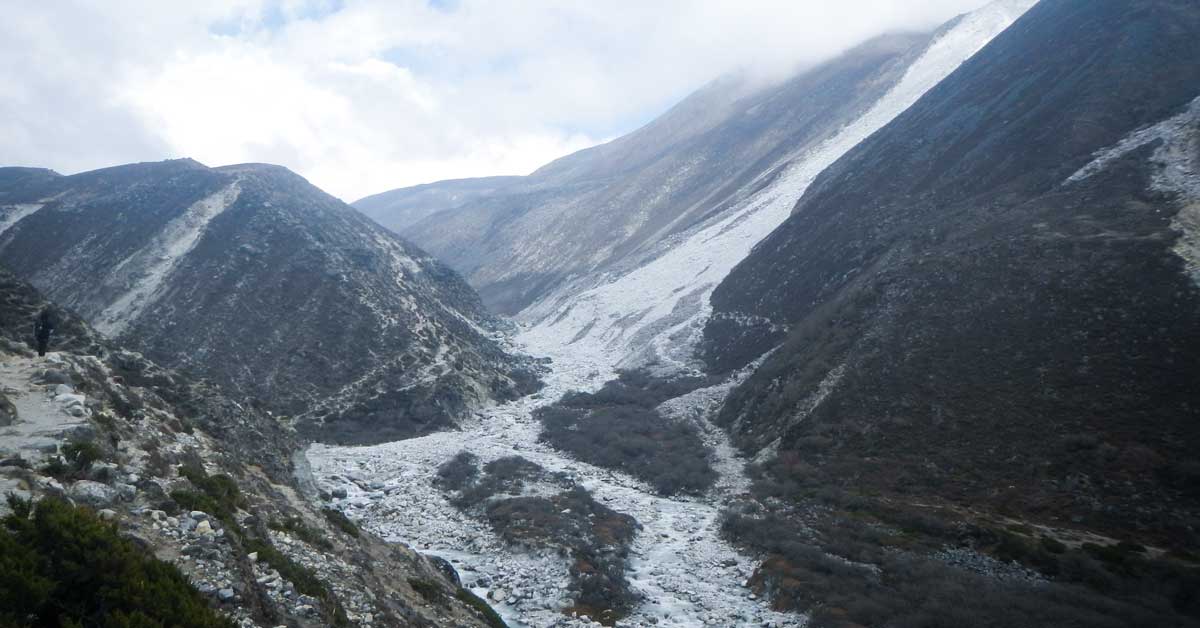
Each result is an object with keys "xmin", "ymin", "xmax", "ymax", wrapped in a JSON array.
[{"xmin": 33, "ymin": 306, "xmax": 56, "ymax": 356}]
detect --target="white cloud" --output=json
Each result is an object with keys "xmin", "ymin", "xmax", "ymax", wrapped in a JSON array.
[{"xmin": 0, "ymin": 0, "xmax": 995, "ymax": 200}]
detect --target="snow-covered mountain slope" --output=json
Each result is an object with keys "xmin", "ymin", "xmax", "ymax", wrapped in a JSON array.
[
  {"xmin": 0, "ymin": 159, "xmax": 541, "ymax": 444},
  {"xmin": 367, "ymin": 32, "xmax": 936, "ymax": 315},
  {"xmin": 519, "ymin": 0, "xmax": 1036, "ymax": 376}
]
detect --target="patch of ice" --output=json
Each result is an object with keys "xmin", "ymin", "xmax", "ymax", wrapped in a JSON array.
[{"xmin": 94, "ymin": 181, "xmax": 242, "ymax": 336}]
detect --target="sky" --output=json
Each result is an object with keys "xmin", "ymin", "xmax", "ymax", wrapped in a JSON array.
[{"xmin": 0, "ymin": 0, "xmax": 993, "ymax": 201}]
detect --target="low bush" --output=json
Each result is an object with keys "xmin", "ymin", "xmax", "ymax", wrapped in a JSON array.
[
  {"xmin": 408, "ymin": 577, "xmax": 444, "ymax": 603},
  {"xmin": 486, "ymin": 488, "xmax": 640, "ymax": 625},
  {"xmin": 244, "ymin": 538, "xmax": 350, "ymax": 626},
  {"xmin": 0, "ymin": 495, "xmax": 234, "ymax": 628},
  {"xmin": 456, "ymin": 586, "xmax": 508, "ymax": 628},
  {"xmin": 447, "ymin": 454, "xmax": 548, "ymax": 510},
  {"xmin": 174, "ymin": 464, "xmax": 243, "ymax": 525},
  {"xmin": 62, "ymin": 441, "xmax": 102, "ymax": 473},
  {"xmin": 435, "ymin": 451, "xmax": 479, "ymax": 493},
  {"xmin": 436, "ymin": 455, "xmax": 640, "ymax": 626},
  {"xmin": 721, "ymin": 492, "xmax": 1200, "ymax": 628},
  {"xmin": 322, "ymin": 508, "xmax": 360, "ymax": 538},
  {"xmin": 537, "ymin": 371, "xmax": 716, "ymax": 496},
  {"xmin": 270, "ymin": 514, "xmax": 334, "ymax": 551}
]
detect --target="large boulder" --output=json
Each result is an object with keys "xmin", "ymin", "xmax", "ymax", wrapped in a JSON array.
[{"xmin": 67, "ymin": 480, "xmax": 118, "ymax": 508}]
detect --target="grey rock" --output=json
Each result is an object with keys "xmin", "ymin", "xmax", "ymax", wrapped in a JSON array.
[
  {"xmin": 39, "ymin": 369, "xmax": 73, "ymax": 385},
  {"xmin": 87, "ymin": 461, "xmax": 119, "ymax": 482},
  {"xmin": 67, "ymin": 480, "xmax": 118, "ymax": 507}
]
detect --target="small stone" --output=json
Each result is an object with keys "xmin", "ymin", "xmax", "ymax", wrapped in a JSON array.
[
  {"xmin": 248, "ymin": 551, "xmax": 259, "ymax": 562},
  {"xmin": 218, "ymin": 588, "xmax": 235, "ymax": 601},
  {"xmin": 98, "ymin": 509, "xmax": 117, "ymax": 520},
  {"xmin": 190, "ymin": 511, "xmax": 209, "ymax": 521},
  {"xmin": 195, "ymin": 519, "xmax": 213, "ymax": 535},
  {"xmin": 332, "ymin": 488, "xmax": 348, "ymax": 499}
]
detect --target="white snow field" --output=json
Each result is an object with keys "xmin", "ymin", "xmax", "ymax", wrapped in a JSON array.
[{"xmin": 307, "ymin": 2, "xmax": 1034, "ymax": 626}]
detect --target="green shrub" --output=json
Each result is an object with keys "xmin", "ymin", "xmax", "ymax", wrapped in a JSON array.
[
  {"xmin": 321, "ymin": 508, "xmax": 360, "ymax": 538},
  {"xmin": 39, "ymin": 456, "xmax": 69, "ymax": 479},
  {"xmin": 62, "ymin": 441, "xmax": 102, "ymax": 474},
  {"xmin": 269, "ymin": 515, "xmax": 333, "ymax": 551},
  {"xmin": 537, "ymin": 371, "xmax": 717, "ymax": 496},
  {"xmin": 243, "ymin": 539, "xmax": 349, "ymax": 627},
  {"xmin": 456, "ymin": 587, "xmax": 508, "ymax": 628},
  {"xmin": 408, "ymin": 578, "xmax": 444, "ymax": 603},
  {"xmin": 435, "ymin": 451, "xmax": 479, "ymax": 493},
  {"xmin": 174, "ymin": 464, "xmax": 243, "ymax": 525},
  {"xmin": 0, "ymin": 495, "xmax": 234, "ymax": 628}
]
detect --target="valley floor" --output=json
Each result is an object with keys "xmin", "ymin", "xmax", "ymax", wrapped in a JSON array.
[{"xmin": 307, "ymin": 331, "xmax": 803, "ymax": 628}]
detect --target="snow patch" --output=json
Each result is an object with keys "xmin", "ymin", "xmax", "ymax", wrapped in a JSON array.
[
  {"xmin": 519, "ymin": 0, "xmax": 1036, "ymax": 377},
  {"xmin": 1067, "ymin": 95, "xmax": 1200, "ymax": 286},
  {"xmin": 0, "ymin": 203, "xmax": 45, "ymax": 235},
  {"xmin": 94, "ymin": 182, "xmax": 241, "ymax": 336}
]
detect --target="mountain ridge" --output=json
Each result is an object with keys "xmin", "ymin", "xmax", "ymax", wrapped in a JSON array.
[{"xmin": 0, "ymin": 158, "xmax": 542, "ymax": 445}]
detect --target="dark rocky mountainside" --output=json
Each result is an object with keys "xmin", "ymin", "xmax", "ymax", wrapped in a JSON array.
[
  {"xmin": 0, "ymin": 159, "xmax": 541, "ymax": 444},
  {"xmin": 0, "ymin": 268, "xmax": 503, "ymax": 627},
  {"xmin": 705, "ymin": 0, "xmax": 1200, "ymax": 545},
  {"xmin": 360, "ymin": 32, "xmax": 938, "ymax": 314}
]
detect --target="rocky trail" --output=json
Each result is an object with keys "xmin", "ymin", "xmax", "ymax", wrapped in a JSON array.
[{"xmin": 307, "ymin": 333, "xmax": 802, "ymax": 628}]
